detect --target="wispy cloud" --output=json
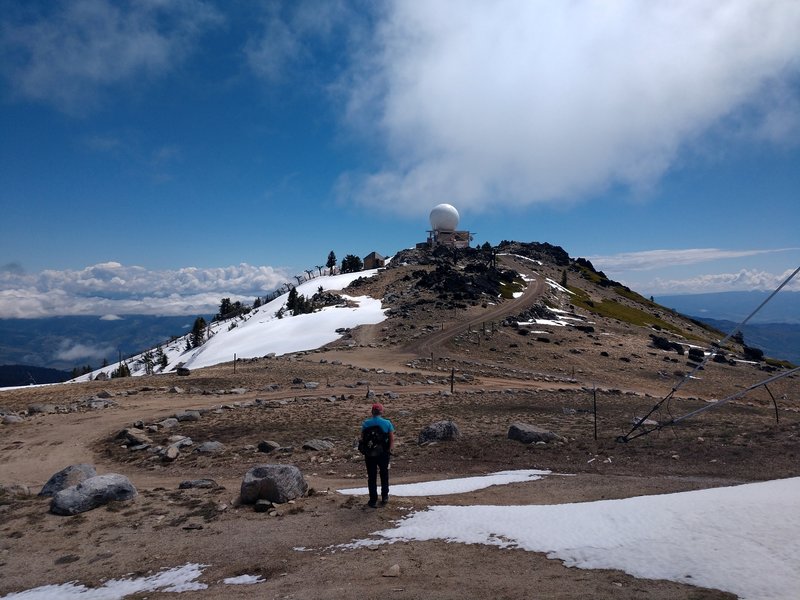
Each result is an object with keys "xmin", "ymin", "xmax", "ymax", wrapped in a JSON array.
[
  {"xmin": 0, "ymin": 262, "xmax": 290, "ymax": 318},
  {"xmin": 0, "ymin": 0, "xmax": 222, "ymax": 114},
  {"xmin": 55, "ymin": 340, "xmax": 115, "ymax": 362},
  {"xmin": 647, "ymin": 268, "xmax": 800, "ymax": 294},
  {"xmin": 340, "ymin": 1, "xmax": 800, "ymax": 213},
  {"xmin": 587, "ymin": 248, "xmax": 800, "ymax": 272}
]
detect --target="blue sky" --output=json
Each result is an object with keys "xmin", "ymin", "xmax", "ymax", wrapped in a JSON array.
[{"xmin": 1, "ymin": 0, "xmax": 799, "ymax": 317}]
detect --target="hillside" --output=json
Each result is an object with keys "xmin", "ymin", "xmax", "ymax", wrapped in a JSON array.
[
  {"xmin": 0, "ymin": 364, "xmax": 71, "ymax": 388},
  {"xmin": 1, "ymin": 241, "xmax": 798, "ymax": 599}
]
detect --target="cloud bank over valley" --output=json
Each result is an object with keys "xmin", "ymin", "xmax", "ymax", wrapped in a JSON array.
[{"xmin": 0, "ymin": 262, "xmax": 289, "ymax": 319}]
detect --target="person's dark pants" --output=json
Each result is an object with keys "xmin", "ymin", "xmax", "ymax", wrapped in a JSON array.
[{"xmin": 365, "ymin": 453, "xmax": 390, "ymax": 503}]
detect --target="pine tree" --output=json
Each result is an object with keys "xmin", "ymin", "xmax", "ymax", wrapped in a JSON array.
[
  {"xmin": 326, "ymin": 251, "xmax": 337, "ymax": 274},
  {"xmin": 287, "ymin": 287, "xmax": 298, "ymax": 312},
  {"xmin": 191, "ymin": 317, "xmax": 207, "ymax": 348},
  {"xmin": 341, "ymin": 254, "xmax": 363, "ymax": 273},
  {"xmin": 253, "ymin": 296, "xmax": 262, "ymax": 309}
]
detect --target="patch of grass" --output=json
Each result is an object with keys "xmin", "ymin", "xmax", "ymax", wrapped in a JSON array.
[
  {"xmin": 567, "ymin": 285, "xmax": 698, "ymax": 338},
  {"xmin": 765, "ymin": 357, "xmax": 796, "ymax": 369},
  {"xmin": 499, "ymin": 277, "xmax": 526, "ymax": 299}
]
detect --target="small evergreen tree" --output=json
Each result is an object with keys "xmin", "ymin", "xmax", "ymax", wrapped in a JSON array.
[
  {"xmin": 253, "ymin": 296, "xmax": 262, "ymax": 309},
  {"xmin": 156, "ymin": 346, "xmax": 168, "ymax": 369},
  {"xmin": 326, "ymin": 251, "xmax": 337, "ymax": 274},
  {"xmin": 560, "ymin": 269, "xmax": 568, "ymax": 287},
  {"xmin": 217, "ymin": 298, "xmax": 233, "ymax": 320},
  {"xmin": 341, "ymin": 254, "xmax": 363, "ymax": 273},
  {"xmin": 286, "ymin": 287, "xmax": 298, "ymax": 312},
  {"xmin": 191, "ymin": 317, "xmax": 207, "ymax": 348}
]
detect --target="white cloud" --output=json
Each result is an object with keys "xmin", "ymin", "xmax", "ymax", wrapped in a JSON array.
[
  {"xmin": 588, "ymin": 248, "xmax": 800, "ymax": 272},
  {"xmin": 0, "ymin": 262, "xmax": 290, "ymax": 318},
  {"xmin": 0, "ymin": 0, "xmax": 222, "ymax": 114},
  {"xmin": 55, "ymin": 341, "xmax": 115, "ymax": 362},
  {"xmin": 340, "ymin": 1, "xmax": 800, "ymax": 213},
  {"xmin": 647, "ymin": 268, "xmax": 800, "ymax": 294}
]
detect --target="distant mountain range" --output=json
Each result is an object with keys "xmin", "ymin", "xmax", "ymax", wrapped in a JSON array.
[
  {"xmin": 656, "ymin": 291, "xmax": 799, "ymax": 365},
  {"xmin": 656, "ymin": 291, "xmax": 800, "ymax": 324}
]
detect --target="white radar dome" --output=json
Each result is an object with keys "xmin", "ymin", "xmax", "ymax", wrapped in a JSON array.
[{"xmin": 429, "ymin": 203, "xmax": 460, "ymax": 231}]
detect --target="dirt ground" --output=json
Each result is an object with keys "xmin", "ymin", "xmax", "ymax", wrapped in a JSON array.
[{"xmin": 1, "ymin": 264, "xmax": 798, "ymax": 599}]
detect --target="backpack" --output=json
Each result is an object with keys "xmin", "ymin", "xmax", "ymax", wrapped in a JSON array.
[{"xmin": 359, "ymin": 425, "xmax": 388, "ymax": 457}]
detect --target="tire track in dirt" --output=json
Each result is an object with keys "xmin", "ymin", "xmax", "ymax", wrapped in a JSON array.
[{"xmin": 405, "ymin": 254, "xmax": 547, "ymax": 357}]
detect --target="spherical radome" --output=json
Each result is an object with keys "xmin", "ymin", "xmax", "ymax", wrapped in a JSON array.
[{"xmin": 429, "ymin": 204, "xmax": 460, "ymax": 231}]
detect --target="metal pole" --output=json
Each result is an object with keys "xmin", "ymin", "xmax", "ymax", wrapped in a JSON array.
[
  {"xmin": 450, "ymin": 368, "xmax": 455, "ymax": 393},
  {"xmin": 593, "ymin": 387, "xmax": 597, "ymax": 441}
]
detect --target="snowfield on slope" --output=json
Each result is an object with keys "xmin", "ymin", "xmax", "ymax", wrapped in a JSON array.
[{"xmin": 74, "ymin": 270, "xmax": 384, "ymax": 381}]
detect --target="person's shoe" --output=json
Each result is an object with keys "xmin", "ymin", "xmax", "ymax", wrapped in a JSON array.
[
  {"xmin": 380, "ymin": 497, "xmax": 388, "ymax": 506},
  {"xmin": 367, "ymin": 500, "xmax": 377, "ymax": 508}
]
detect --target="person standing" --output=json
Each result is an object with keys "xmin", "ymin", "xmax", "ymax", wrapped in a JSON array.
[{"xmin": 360, "ymin": 402, "xmax": 395, "ymax": 508}]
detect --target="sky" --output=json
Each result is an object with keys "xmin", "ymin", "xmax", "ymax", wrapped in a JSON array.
[{"xmin": 1, "ymin": 0, "xmax": 799, "ymax": 318}]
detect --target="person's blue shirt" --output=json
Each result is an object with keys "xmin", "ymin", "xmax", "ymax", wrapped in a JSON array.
[{"xmin": 361, "ymin": 415, "xmax": 395, "ymax": 434}]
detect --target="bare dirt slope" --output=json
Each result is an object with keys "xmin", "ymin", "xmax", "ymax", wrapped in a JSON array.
[{"xmin": 1, "ymin": 248, "xmax": 797, "ymax": 599}]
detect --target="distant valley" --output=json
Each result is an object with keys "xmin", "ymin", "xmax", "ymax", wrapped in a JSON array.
[{"xmin": 0, "ymin": 315, "xmax": 208, "ymax": 372}]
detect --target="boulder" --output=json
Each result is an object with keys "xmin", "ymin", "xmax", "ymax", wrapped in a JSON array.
[
  {"xmin": 240, "ymin": 464, "xmax": 307, "ymax": 504},
  {"xmin": 508, "ymin": 422, "xmax": 565, "ymax": 444},
  {"xmin": 157, "ymin": 417, "xmax": 180, "ymax": 429},
  {"xmin": 39, "ymin": 464, "xmax": 97, "ymax": 497},
  {"xmin": 418, "ymin": 420, "xmax": 460, "ymax": 445},
  {"xmin": 28, "ymin": 403, "xmax": 57, "ymax": 415},
  {"xmin": 95, "ymin": 390, "xmax": 113, "ymax": 399},
  {"xmin": 176, "ymin": 367, "xmax": 191, "ymax": 376},
  {"xmin": 50, "ymin": 474, "xmax": 137, "ymax": 515}
]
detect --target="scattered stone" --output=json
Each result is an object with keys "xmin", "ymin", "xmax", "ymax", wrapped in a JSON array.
[
  {"xmin": 163, "ymin": 446, "xmax": 180, "ymax": 461},
  {"xmin": 418, "ymin": 420, "xmax": 460, "ymax": 445},
  {"xmin": 50, "ymin": 474, "xmax": 137, "ymax": 515},
  {"xmin": 95, "ymin": 390, "xmax": 113, "ymax": 399},
  {"xmin": 2, "ymin": 414, "xmax": 23, "ymax": 424},
  {"xmin": 28, "ymin": 403, "xmax": 57, "ymax": 415},
  {"xmin": 508, "ymin": 423, "xmax": 566, "ymax": 444},
  {"xmin": 382, "ymin": 564, "xmax": 401, "ymax": 577},
  {"xmin": 175, "ymin": 410, "xmax": 201, "ymax": 422},
  {"xmin": 304, "ymin": 382, "xmax": 319, "ymax": 390},
  {"xmin": 118, "ymin": 427, "xmax": 153, "ymax": 446},
  {"xmin": 169, "ymin": 386, "xmax": 184, "ymax": 394},
  {"xmin": 196, "ymin": 441, "xmax": 226, "ymax": 455},
  {"xmin": 157, "ymin": 417, "xmax": 179, "ymax": 429},
  {"xmin": 303, "ymin": 439, "xmax": 334, "ymax": 451},
  {"xmin": 258, "ymin": 440, "xmax": 282, "ymax": 453},
  {"xmin": 178, "ymin": 479, "xmax": 218, "ymax": 489},
  {"xmin": 39, "ymin": 464, "xmax": 98, "ymax": 497},
  {"xmin": 176, "ymin": 367, "xmax": 191, "ymax": 376},
  {"xmin": 240, "ymin": 464, "xmax": 308, "ymax": 504},
  {"xmin": 0, "ymin": 483, "xmax": 31, "ymax": 497},
  {"xmin": 254, "ymin": 499, "xmax": 273, "ymax": 513}
]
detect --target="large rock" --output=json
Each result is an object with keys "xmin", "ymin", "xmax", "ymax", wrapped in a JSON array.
[
  {"xmin": 508, "ymin": 422, "xmax": 565, "ymax": 444},
  {"xmin": 418, "ymin": 420, "xmax": 460, "ymax": 445},
  {"xmin": 39, "ymin": 464, "xmax": 97, "ymax": 497},
  {"xmin": 240, "ymin": 465, "xmax": 307, "ymax": 505},
  {"xmin": 50, "ymin": 474, "xmax": 137, "ymax": 515}
]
